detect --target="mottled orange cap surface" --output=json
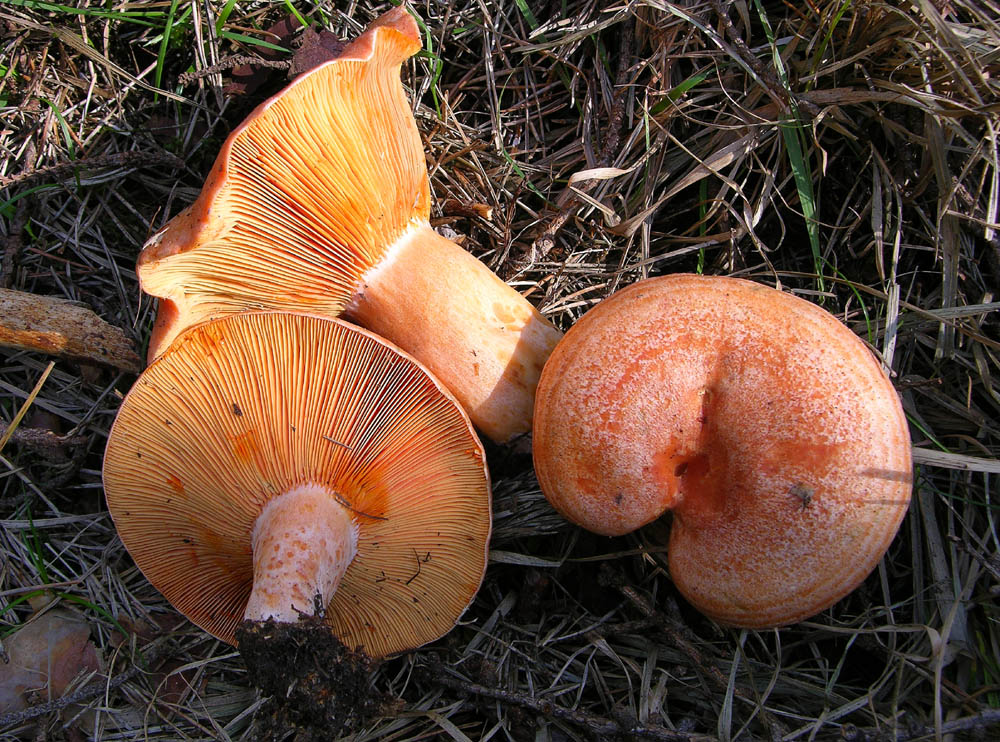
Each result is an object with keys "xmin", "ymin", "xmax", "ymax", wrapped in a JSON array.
[
  {"xmin": 533, "ymin": 274, "xmax": 912, "ymax": 628},
  {"xmin": 104, "ymin": 312, "xmax": 491, "ymax": 657}
]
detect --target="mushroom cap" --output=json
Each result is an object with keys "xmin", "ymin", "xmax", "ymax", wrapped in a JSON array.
[
  {"xmin": 138, "ymin": 6, "xmax": 428, "ymax": 356},
  {"xmin": 133, "ymin": 7, "xmax": 563, "ymax": 446},
  {"xmin": 533, "ymin": 274, "xmax": 912, "ymax": 627},
  {"xmin": 103, "ymin": 312, "xmax": 491, "ymax": 657}
]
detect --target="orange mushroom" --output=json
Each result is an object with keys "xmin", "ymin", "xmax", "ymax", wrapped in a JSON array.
[
  {"xmin": 138, "ymin": 7, "xmax": 561, "ymax": 443},
  {"xmin": 103, "ymin": 311, "xmax": 491, "ymax": 658},
  {"xmin": 532, "ymin": 274, "xmax": 912, "ymax": 627}
]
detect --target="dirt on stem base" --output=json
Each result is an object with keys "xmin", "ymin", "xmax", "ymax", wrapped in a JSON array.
[{"xmin": 236, "ymin": 615, "xmax": 398, "ymax": 741}]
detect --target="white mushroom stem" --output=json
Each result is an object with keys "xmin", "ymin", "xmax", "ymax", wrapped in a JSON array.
[{"xmin": 243, "ymin": 483, "xmax": 358, "ymax": 623}]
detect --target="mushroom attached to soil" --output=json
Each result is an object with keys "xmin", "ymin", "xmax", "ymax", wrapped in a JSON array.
[
  {"xmin": 137, "ymin": 7, "xmax": 562, "ymax": 443},
  {"xmin": 532, "ymin": 274, "xmax": 913, "ymax": 628},
  {"xmin": 102, "ymin": 311, "xmax": 491, "ymax": 658}
]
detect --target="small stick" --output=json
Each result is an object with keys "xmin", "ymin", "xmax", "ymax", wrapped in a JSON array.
[
  {"xmin": 0, "ymin": 288, "xmax": 143, "ymax": 373},
  {"xmin": 441, "ymin": 198, "xmax": 493, "ymax": 221},
  {"xmin": 612, "ymin": 577, "xmax": 787, "ymax": 741},
  {"xmin": 0, "ymin": 645, "xmax": 163, "ymax": 729},
  {"xmin": 708, "ymin": 0, "xmax": 819, "ymax": 119},
  {"xmin": 841, "ymin": 709, "xmax": 1000, "ymax": 741},
  {"xmin": 0, "ymin": 197, "xmax": 28, "ymax": 289},
  {"xmin": 0, "ymin": 150, "xmax": 184, "ymax": 191},
  {"xmin": 177, "ymin": 56, "xmax": 291, "ymax": 86},
  {"xmin": 0, "ymin": 361, "xmax": 54, "ymax": 455},
  {"xmin": 427, "ymin": 661, "xmax": 712, "ymax": 742},
  {"xmin": 1, "ymin": 139, "xmax": 35, "ymax": 287}
]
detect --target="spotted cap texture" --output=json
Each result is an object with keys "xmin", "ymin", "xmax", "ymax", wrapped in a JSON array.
[{"xmin": 533, "ymin": 274, "xmax": 912, "ymax": 627}]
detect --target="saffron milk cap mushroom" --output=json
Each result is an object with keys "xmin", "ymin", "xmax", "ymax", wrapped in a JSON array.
[
  {"xmin": 532, "ymin": 274, "xmax": 912, "ymax": 628},
  {"xmin": 137, "ymin": 7, "xmax": 561, "ymax": 443},
  {"xmin": 103, "ymin": 311, "xmax": 491, "ymax": 657}
]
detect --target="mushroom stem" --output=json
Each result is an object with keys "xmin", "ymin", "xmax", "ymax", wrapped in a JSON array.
[
  {"xmin": 243, "ymin": 483, "xmax": 358, "ymax": 623},
  {"xmin": 346, "ymin": 222, "xmax": 563, "ymax": 443}
]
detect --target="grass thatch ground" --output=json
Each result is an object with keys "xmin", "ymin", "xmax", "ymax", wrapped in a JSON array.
[{"xmin": 2, "ymin": 0, "xmax": 999, "ymax": 740}]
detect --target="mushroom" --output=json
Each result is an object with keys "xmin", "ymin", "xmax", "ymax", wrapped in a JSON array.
[
  {"xmin": 102, "ymin": 311, "xmax": 491, "ymax": 658},
  {"xmin": 138, "ymin": 7, "xmax": 562, "ymax": 443},
  {"xmin": 532, "ymin": 274, "xmax": 912, "ymax": 627}
]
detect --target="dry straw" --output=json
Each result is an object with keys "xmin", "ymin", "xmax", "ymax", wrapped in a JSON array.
[{"xmin": 1, "ymin": 1, "xmax": 998, "ymax": 740}]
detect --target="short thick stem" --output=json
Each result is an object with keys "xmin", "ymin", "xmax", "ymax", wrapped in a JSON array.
[
  {"xmin": 346, "ymin": 222, "xmax": 563, "ymax": 443},
  {"xmin": 243, "ymin": 483, "xmax": 358, "ymax": 623}
]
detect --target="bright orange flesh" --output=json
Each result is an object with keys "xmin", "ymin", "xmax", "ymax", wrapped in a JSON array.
[
  {"xmin": 137, "ymin": 7, "xmax": 560, "ymax": 442},
  {"xmin": 139, "ymin": 7, "xmax": 426, "ymax": 348},
  {"xmin": 533, "ymin": 274, "xmax": 912, "ymax": 627},
  {"xmin": 104, "ymin": 312, "xmax": 491, "ymax": 657},
  {"xmin": 346, "ymin": 224, "xmax": 563, "ymax": 442}
]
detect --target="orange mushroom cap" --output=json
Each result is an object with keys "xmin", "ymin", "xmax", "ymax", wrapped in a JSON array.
[
  {"xmin": 103, "ymin": 312, "xmax": 491, "ymax": 657},
  {"xmin": 533, "ymin": 274, "xmax": 912, "ymax": 628},
  {"xmin": 138, "ymin": 7, "xmax": 561, "ymax": 443}
]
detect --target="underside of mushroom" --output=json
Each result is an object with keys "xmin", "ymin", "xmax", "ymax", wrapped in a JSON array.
[
  {"xmin": 137, "ymin": 7, "xmax": 561, "ymax": 442},
  {"xmin": 104, "ymin": 311, "xmax": 492, "ymax": 654},
  {"xmin": 104, "ymin": 310, "xmax": 492, "ymax": 736}
]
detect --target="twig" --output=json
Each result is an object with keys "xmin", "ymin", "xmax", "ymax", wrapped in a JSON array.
[
  {"xmin": 841, "ymin": 709, "xmax": 1000, "ymax": 741},
  {"xmin": 609, "ymin": 572, "xmax": 787, "ymax": 742},
  {"xmin": 1, "ymin": 139, "xmax": 35, "ymax": 288},
  {"xmin": 441, "ymin": 198, "xmax": 493, "ymax": 221},
  {"xmin": 0, "ymin": 645, "xmax": 163, "ymax": 729},
  {"xmin": 0, "ymin": 422, "xmax": 90, "ymax": 490},
  {"xmin": 1, "ymin": 196, "xmax": 28, "ymax": 289},
  {"xmin": 0, "ymin": 424, "xmax": 87, "ymax": 457},
  {"xmin": 0, "ymin": 288, "xmax": 143, "ymax": 373},
  {"xmin": 0, "ymin": 150, "xmax": 185, "ymax": 191},
  {"xmin": 426, "ymin": 661, "xmax": 712, "ymax": 741},
  {"xmin": 708, "ymin": 0, "xmax": 819, "ymax": 119},
  {"xmin": 177, "ymin": 56, "xmax": 291, "ymax": 86}
]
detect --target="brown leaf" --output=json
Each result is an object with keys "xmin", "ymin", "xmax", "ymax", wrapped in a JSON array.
[
  {"xmin": 0, "ymin": 608, "xmax": 101, "ymax": 713},
  {"xmin": 289, "ymin": 27, "xmax": 348, "ymax": 77},
  {"xmin": 226, "ymin": 15, "xmax": 302, "ymax": 97}
]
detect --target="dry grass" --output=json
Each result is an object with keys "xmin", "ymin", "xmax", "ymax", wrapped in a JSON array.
[{"xmin": 2, "ymin": 0, "xmax": 999, "ymax": 740}]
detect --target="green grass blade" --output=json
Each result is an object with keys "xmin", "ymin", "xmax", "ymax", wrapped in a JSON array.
[
  {"xmin": 22, "ymin": 508, "xmax": 50, "ymax": 585},
  {"xmin": 0, "ymin": 183, "xmax": 59, "ymax": 219},
  {"xmin": 2, "ymin": 0, "xmax": 161, "ymax": 25},
  {"xmin": 282, "ymin": 0, "xmax": 310, "ymax": 30},
  {"xmin": 808, "ymin": 0, "xmax": 853, "ymax": 90},
  {"xmin": 214, "ymin": 0, "xmax": 239, "ymax": 36},
  {"xmin": 39, "ymin": 97, "xmax": 75, "ymax": 160},
  {"xmin": 513, "ymin": 0, "xmax": 540, "ymax": 31},
  {"xmin": 154, "ymin": 0, "xmax": 181, "ymax": 96},
  {"xmin": 780, "ymin": 122, "xmax": 822, "ymax": 280},
  {"xmin": 409, "ymin": 10, "xmax": 443, "ymax": 117},
  {"xmin": 219, "ymin": 30, "xmax": 290, "ymax": 53},
  {"xmin": 753, "ymin": 0, "xmax": 824, "ymax": 292}
]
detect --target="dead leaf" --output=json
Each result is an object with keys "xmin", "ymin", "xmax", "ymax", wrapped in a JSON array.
[
  {"xmin": 290, "ymin": 27, "xmax": 348, "ymax": 77},
  {"xmin": 226, "ymin": 16, "xmax": 301, "ymax": 97},
  {"xmin": 0, "ymin": 606, "xmax": 101, "ymax": 713}
]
